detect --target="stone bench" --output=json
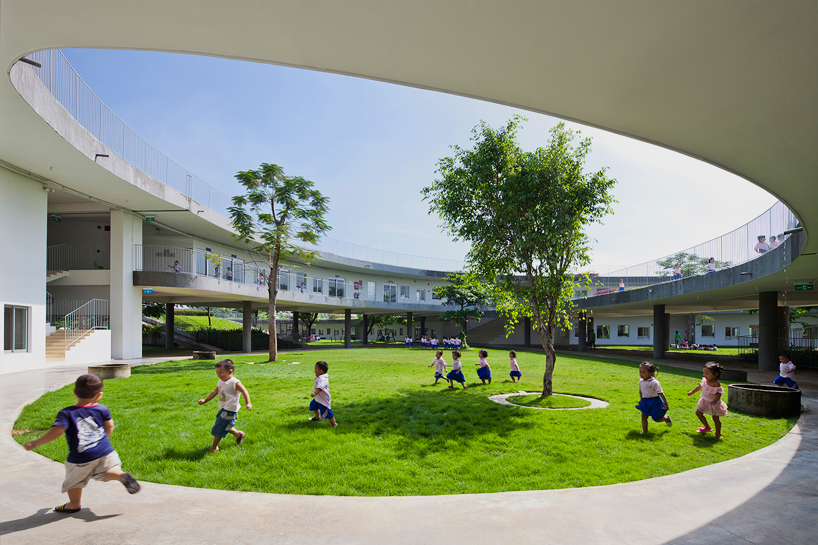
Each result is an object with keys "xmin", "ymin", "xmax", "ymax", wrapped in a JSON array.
[
  {"xmin": 728, "ymin": 383, "xmax": 801, "ymax": 418},
  {"xmin": 192, "ymin": 351, "xmax": 217, "ymax": 360},
  {"xmin": 88, "ymin": 363, "xmax": 131, "ymax": 379}
]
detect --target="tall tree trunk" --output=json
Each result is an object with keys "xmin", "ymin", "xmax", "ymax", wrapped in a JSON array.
[
  {"xmin": 536, "ymin": 323, "xmax": 556, "ymax": 397},
  {"xmin": 268, "ymin": 250, "xmax": 281, "ymax": 361}
]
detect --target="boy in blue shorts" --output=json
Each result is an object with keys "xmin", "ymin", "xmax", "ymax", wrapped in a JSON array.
[
  {"xmin": 23, "ymin": 374, "xmax": 140, "ymax": 513},
  {"xmin": 309, "ymin": 360, "xmax": 338, "ymax": 427},
  {"xmin": 198, "ymin": 359, "xmax": 252, "ymax": 452}
]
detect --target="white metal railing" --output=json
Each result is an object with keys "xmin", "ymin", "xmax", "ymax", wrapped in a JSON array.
[
  {"xmin": 47, "ymin": 299, "xmax": 97, "ymax": 325},
  {"xmin": 64, "ymin": 299, "xmax": 109, "ymax": 349},
  {"xmin": 304, "ymin": 237, "xmax": 466, "ymax": 272},
  {"xmin": 579, "ymin": 200, "xmax": 799, "ymax": 297},
  {"xmin": 47, "ymin": 243, "xmax": 107, "ymax": 271},
  {"xmin": 134, "ymin": 244, "xmax": 447, "ymax": 306}
]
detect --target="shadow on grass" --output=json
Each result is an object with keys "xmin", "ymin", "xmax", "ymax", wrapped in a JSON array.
[
  {"xmin": 132, "ymin": 360, "xmax": 222, "ymax": 375},
  {"xmin": 151, "ymin": 446, "xmax": 209, "ymax": 462},
  {"xmin": 281, "ymin": 387, "xmax": 535, "ymax": 458},
  {"xmin": 625, "ymin": 429, "xmax": 672, "ymax": 440}
]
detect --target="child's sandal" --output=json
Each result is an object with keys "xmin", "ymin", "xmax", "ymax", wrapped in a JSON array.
[{"xmin": 54, "ymin": 504, "xmax": 81, "ymax": 513}]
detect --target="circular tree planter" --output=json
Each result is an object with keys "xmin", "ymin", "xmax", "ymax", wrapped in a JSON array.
[
  {"xmin": 720, "ymin": 369, "xmax": 748, "ymax": 381},
  {"xmin": 192, "ymin": 351, "xmax": 216, "ymax": 360},
  {"xmin": 489, "ymin": 391, "xmax": 608, "ymax": 410},
  {"xmin": 88, "ymin": 363, "xmax": 131, "ymax": 380},
  {"xmin": 728, "ymin": 383, "xmax": 801, "ymax": 418}
]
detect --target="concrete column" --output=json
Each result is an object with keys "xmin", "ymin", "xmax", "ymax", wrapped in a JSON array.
[
  {"xmin": 524, "ymin": 317, "xmax": 531, "ymax": 347},
  {"xmin": 165, "ymin": 303, "xmax": 175, "ymax": 350},
  {"xmin": 292, "ymin": 312, "xmax": 301, "ymax": 343},
  {"xmin": 110, "ymin": 210, "xmax": 143, "ymax": 359},
  {"xmin": 344, "ymin": 309, "xmax": 352, "ymax": 348},
  {"xmin": 578, "ymin": 312, "xmax": 587, "ymax": 352},
  {"xmin": 587, "ymin": 316, "xmax": 595, "ymax": 350},
  {"xmin": 406, "ymin": 312, "xmax": 413, "ymax": 340},
  {"xmin": 362, "ymin": 315, "xmax": 368, "ymax": 345},
  {"xmin": 242, "ymin": 301, "xmax": 252, "ymax": 353},
  {"xmin": 758, "ymin": 291, "xmax": 779, "ymax": 371},
  {"xmin": 665, "ymin": 313, "xmax": 671, "ymax": 351},
  {"xmin": 420, "ymin": 316, "xmax": 426, "ymax": 337},
  {"xmin": 653, "ymin": 305, "xmax": 666, "ymax": 359}
]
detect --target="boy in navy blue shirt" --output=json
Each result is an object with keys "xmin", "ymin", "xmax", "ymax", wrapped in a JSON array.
[{"xmin": 23, "ymin": 374, "xmax": 140, "ymax": 513}]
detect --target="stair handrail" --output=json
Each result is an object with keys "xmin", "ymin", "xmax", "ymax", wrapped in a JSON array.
[
  {"xmin": 46, "ymin": 291, "xmax": 53, "ymax": 325},
  {"xmin": 64, "ymin": 299, "xmax": 109, "ymax": 349}
]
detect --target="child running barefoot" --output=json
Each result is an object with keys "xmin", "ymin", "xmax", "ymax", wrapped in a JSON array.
[
  {"xmin": 687, "ymin": 362, "xmax": 728, "ymax": 438},
  {"xmin": 509, "ymin": 350, "xmax": 522, "ymax": 383},
  {"xmin": 446, "ymin": 350, "xmax": 468, "ymax": 389},
  {"xmin": 428, "ymin": 350, "xmax": 447, "ymax": 385},
  {"xmin": 634, "ymin": 362, "xmax": 672, "ymax": 434},
  {"xmin": 475, "ymin": 349, "xmax": 492, "ymax": 384},
  {"xmin": 23, "ymin": 374, "xmax": 140, "ymax": 513},
  {"xmin": 198, "ymin": 359, "xmax": 252, "ymax": 452}
]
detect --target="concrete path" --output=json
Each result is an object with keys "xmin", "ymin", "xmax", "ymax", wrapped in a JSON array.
[{"xmin": 1, "ymin": 358, "xmax": 816, "ymax": 544}]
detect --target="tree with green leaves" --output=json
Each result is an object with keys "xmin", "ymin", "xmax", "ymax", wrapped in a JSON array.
[
  {"xmin": 423, "ymin": 117, "xmax": 616, "ymax": 396},
  {"xmin": 229, "ymin": 163, "xmax": 331, "ymax": 361},
  {"xmin": 299, "ymin": 312, "xmax": 320, "ymax": 338},
  {"xmin": 656, "ymin": 252, "xmax": 732, "ymax": 278},
  {"xmin": 357, "ymin": 315, "xmax": 406, "ymax": 339},
  {"xmin": 435, "ymin": 273, "xmax": 488, "ymax": 341}
]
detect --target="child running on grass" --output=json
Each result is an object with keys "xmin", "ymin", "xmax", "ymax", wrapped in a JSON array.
[
  {"xmin": 475, "ymin": 349, "xmax": 492, "ymax": 384},
  {"xmin": 773, "ymin": 352, "xmax": 799, "ymax": 389},
  {"xmin": 428, "ymin": 350, "xmax": 447, "ymax": 385},
  {"xmin": 23, "ymin": 374, "xmax": 140, "ymax": 513},
  {"xmin": 509, "ymin": 350, "xmax": 522, "ymax": 382},
  {"xmin": 309, "ymin": 360, "xmax": 338, "ymax": 427},
  {"xmin": 634, "ymin": 362, "xmax": 672, "ymax": 434},
  {"xmin": 446, "ymin": 350, "xmax": 468, "ymax": 389},
  {"xmin": 198, "ymin": 359, "xmax": 252, "ymax": 452},
  {"xmin": 687, "ymin": 362, "xmax": 728, "ymax": 439}
]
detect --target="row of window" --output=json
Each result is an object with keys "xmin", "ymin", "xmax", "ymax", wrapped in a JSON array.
[
  {"xmin": 580, "ymin": 324, "xmax": 747, "ymax": 339},
  {"xmin": 280, "ymin": 271, "xmax": 435, "ymax": 303}
]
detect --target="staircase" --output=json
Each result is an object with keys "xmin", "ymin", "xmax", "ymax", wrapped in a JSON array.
[
  {"xmin": 465, "ymin": 317, "xmax": 509, "ymax": 345},
  {"xmin": 45, "ymin": 330, "xmax": 92, "ymax": 362},
  {"xmin": 46, "ymin": 270, "xmax": 69, "ymax": 282}
]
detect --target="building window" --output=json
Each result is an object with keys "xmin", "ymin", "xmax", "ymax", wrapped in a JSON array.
[
  {"xmin": 4, "ymin": 305, "xmax": 29, "ymax": 352},
  {"xmin": 383, "ymin": 284, "xmax": 397, "ymax": 303},
  {"xmin": 617, "ymin": 325, "xmax": 630, "ymax": 337},
  {"xmin": 597, "ymin": 325, "xmax": 610, "ymax": 339},
  {"xmin": 725, "ymin": 327, "xmax": 739, "ymax": 339},
  {"xmin": 637, "ymin": 327, "xmax": 650, "ymax": 339},
  {"xmin": 400, "ymin": 286, "xmax": 410, "ymax": 299},
  {"xmin": 328, "ymin": 278, "xmax": 345, "ymax": 297},
  {"xmin": 574, "ymin": 290, "xmax": 587, "ymax": 298},
  {"xmin": 295, "ymin": 272, "xmax": 307, "ymax": 291},
  {"xmin": 701, "ymin": 325, "xmax": 715, "ymax": 337},
  {"xmin": 312, "ymin": 278, "xmax": 323, "ymax": 294},
  {"xmin": 278, "ymin": 269, "xmax": 290, "ymax": 291},
  {"xmin": 417, "ymin": 289, "xmax": 426, "ymax": 302},
  {"xmin": 749, "ymin": 325, "xmax": 759, "ymax": 337}
]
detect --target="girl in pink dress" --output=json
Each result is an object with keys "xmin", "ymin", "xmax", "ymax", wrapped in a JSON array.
[{"xmin": 687, "ymin": 362, "xmax": 728, "ymax": 438}]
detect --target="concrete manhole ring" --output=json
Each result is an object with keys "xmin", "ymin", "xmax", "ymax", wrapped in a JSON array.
[{"xmin": 489, "ymin": 391, "xmax": 609, "ymax": 410}]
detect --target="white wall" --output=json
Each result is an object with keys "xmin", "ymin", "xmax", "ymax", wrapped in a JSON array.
[
  {"xmin": 65, "ymin": 330, "xmax": 112, "ymax": 364},
  {"xmin": 0, "ymin": 167, "xmax": 47, "ymax": 371}
]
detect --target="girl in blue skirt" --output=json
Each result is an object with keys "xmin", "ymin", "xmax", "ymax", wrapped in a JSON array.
[
  {"xmin": 475, "ymin": 349, "xmax": 492, "ymax": 384},
  {"xmin": 446, "ymin": 350, "xmax": 467, "ymax": 389},
  {"xmin": 635, "ymin": 362, "xmax": 672, "ymax": 434}
]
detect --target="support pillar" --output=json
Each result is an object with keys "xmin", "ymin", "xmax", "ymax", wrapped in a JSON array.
[
  {"xmin": 587, "ymin": 316, "xmax": 595, "ymax": 350},
  {"xmin": 165, "ymin": 303, "xmax": 175, "ymax": 350},
  {"xmin": 578, "ymin": 312, "xmax": 587, "ymax": 352},
  {"xmin": 292, "ymin": 311, "xmax": 301, "ymax": 343},
  {"xmin": 665, "ymin": 313, "xmax": 671, "ymax": 351},
  {"xmin": 362, "ymin": 315, "xmax": 369, "ymax": 345},
  {"xmin": 344, "ymin": 309, "xmax": 352, "ymax": 348},
  {"xmin": 420, "ymin": 316, "xmax": 426, "ymax": 338},
  {"xmin": 524, "ymin": 316, "xmax": 531, "ymax": 347},
  {"xmin": 406, "ymin": 312, "xmax": 413, "ymax": 340},
  {"xmin": 758, "ymin": 291, "xmax": 779, "ymax": 371},
  {"xmin": 242, "ymin": 301, "xmax": 252, "ymax": 353},
  {"xmin": 653, "ymin": 305, "xmax": 666, "ymax": 359},
  {"xmin": 110, "ymin": 210, "xmax": 143, "ymax": 359}
]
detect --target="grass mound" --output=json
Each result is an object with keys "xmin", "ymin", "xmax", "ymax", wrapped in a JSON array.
[
  {"xmin": 506, "ymin": 394, "xmax": 592, "ymax": 409},
  {"xmin": 14, "ymin": 348, "xmax": 796, "ymax": 496}
]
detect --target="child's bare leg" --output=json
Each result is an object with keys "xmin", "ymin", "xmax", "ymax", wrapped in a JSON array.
[
  {"xmin": 208, "ymin": 436, "xmax": 222, "ymax": 451},
  {"xmin": 313, "ymin": 409, "xmax": 322, "ymax": 420},
  {"xmin": 695, "ymin": 410, "xmax": 711, "ymax": 429},
  {"xmin": 713, "ymin": 416, "xmax": 722, "ymax": 437},
  {"xmin": 65, "ymin": 487, "xmax": 82, "ymax": 509},
  {"xmin": 328, "ymin": 416, "xmax": 338, "ymax": 427},
  {"xmin": 641, "ymin": 413, "xmax": 649, "ymax": 433},
  {"xmin": 228, "ymin": 428, "xmax": 242, "ymax": 438},
  {"xmin": 462, "ymin": 382, "xmax": 468, "ymax": 389},
  {"xmin": 102, "ymin": 467, "xmax": 124, "ymax": 481}
]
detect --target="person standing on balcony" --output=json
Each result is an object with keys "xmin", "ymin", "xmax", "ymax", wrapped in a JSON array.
[
  {"xmin": 618, "ymin": 279, "xmax": 625, "ymax": 292},
  {"xmin": 706, "ymin": 257, "xmax": 716, "ymax": 274},
  {"xmin": 169, "ymin": 261, "xmax": 181, "ymax": 273},
  {"xmin": 672, "ymin": 263, "xmax": 682, "ymax": 281},
  {"xmin": 754, "ymin": 235, "xmax": 770, "ymax": 254}
]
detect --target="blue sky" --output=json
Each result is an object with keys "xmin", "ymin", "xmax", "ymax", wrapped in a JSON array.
[{"xmin": 62, "ymin": 49, "xmax": 777, "ymax": 272}]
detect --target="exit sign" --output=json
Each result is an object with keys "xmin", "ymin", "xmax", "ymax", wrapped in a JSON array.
[
  {"xmin": 794, "ymin": 282, "xmax": 814, "ymax": 291},
  {"xmin": 143, "ymin": 288, "xmax": 153, "ymax": 294},
  {"xmin": 145, "ymin": 216, "xmax": 155, "ymax": 222},
  {"xmin": 51, "ymin": 215, "xmax": 61, "ymax": 222}
]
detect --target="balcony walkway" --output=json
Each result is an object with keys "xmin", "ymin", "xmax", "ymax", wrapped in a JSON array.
[{"xmin": 1, "ymin": 357, "xmax": 815, "ymax": 544}]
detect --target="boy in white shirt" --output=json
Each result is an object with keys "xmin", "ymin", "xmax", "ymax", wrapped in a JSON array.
[
  {"xmin": 773, "ymin": 352, "xmax": 799, "ymax": 389},
  {"xmin": 309, "ymin": 360, "xmax": 338, "ymax": 427},
  {"xmin": 198, "ymin": 359, "xmax": 252, "ymax": 452}
]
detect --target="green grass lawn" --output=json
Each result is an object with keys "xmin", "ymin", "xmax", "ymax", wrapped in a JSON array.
[
  {"xmin": 14, "ymin": 348, "xmax": 796, "ymax": 496},
  {"xmin": 600, "ymin": 345, "xmax": 741, "ymax": 356}
]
